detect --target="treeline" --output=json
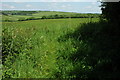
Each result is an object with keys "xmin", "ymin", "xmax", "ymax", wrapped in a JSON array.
[
  {"xmin": 41, "ymin": 14, "xmax": 99, "ymax": 19},
  {"xmin": 2, "ymin": 14, "xmax": 100, "ymax": 22},
  {"xmin": 101, "ymin": 2, "xmax": 120, "ymax": 23},
  {"xmin": 0, "ymin": 11, "xmax": 38, "ymax": 15}
]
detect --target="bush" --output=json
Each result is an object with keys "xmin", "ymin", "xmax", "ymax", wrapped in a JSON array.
[
  {"xmin": 26, "ymin": 17, "xmax": 36, "ymax": 20},
  {"xmin": 2, "ymin": 27, "xmax": 33, "ymax": 78},
  {"xmin": 59, "ymin": 21, "xmax": 120, "ymax": 79},
  {"xmin": 41, "ymin": 16, "xmax": 47, "ymax": 19}
]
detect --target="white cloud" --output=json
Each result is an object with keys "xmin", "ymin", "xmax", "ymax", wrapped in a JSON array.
[
  {"xmin": 47, "ymin": 2, "xmax": 58, "ymax": 9},
  {"xmin": 83, "ymin": 4, "xmax": 101, "ymax": 13},
  {"xmin": 2, "ymin": 4, "xmax": 16, "ymax": 9},
  {"xmin": 91, "ymin": 2, "xmax": 96, "ymax": 5},
  {"xmin": 0, "ymin": 3, "xmax": 2, "ymax": 9},
  {"xmin": 26, "ymin": 4, "xmax": 32, "ymax": 8},
  {"xmin": 49, "ymin": 0, "xmax": 98, "ymax": 2},
  {"xmin": 2, "ymin": 4, "xmax": 9, "ymax": 7},
  {"xmin": 60, "ymin": 4, "xmax": 72, "ymax": 9},
  {"xmin": 61, "ymin": 5, "xmax": 66, "ymax": 8},
  {"xmin": 14, "ymin": 2, "xmax": 24, "ymax": 3},
  {"xmin": 1, "ymin": 0, "xmax": 99, "ymax": 2},
  {"xmin": 10, "ymin": 6, "xmax": 15, "ymax": 8},
  {"xmin": 67, "ymin": 4, "xmax": 72, "ymax": 7},
  {"xmin": 86, "ymin": 6, "xmax": 92, "ymax": 9},
  {"xmin": 49, "ymin": 2, "xmax": 58, "ymax": 6}
]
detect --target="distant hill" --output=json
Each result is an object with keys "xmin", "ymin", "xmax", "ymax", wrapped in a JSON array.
[{"xmin": 1, "ymin": 11, "xmax": 100, "ymax": 22}]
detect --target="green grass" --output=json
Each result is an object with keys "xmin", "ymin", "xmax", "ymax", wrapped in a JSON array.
[
  {"xmin": 2, "ymin": 18, "xmax": 99, "ymax": 78},
  {"xmin": 2, "ymin": 15, "xmax": 32, "ymax": 21},
  {"xmin": 32, "ymin": 11, "xmax": 81, "ymax": 17},
  {"xmin": 1, "ymin": 11, "xmax": 81, "ymax": 21},
  {"xmin": 1, "ymin": 11, "xmax": 100, "ymax": 22}
]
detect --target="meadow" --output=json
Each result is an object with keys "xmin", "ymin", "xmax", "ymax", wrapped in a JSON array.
[
  {"xmin": 2, "ymin": 2, "xmax": 120, "ymax": 79},
  {"xmin": 1, "ymin": 11, "xmax": 99, "ymax": 22},
  {"xmin": 2, "ymin": 18, "xmax": 99, "ymax": 78}
]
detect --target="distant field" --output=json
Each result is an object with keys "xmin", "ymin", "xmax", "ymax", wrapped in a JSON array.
[
  {"xmin": 2, "ymin": 15, "xmax": 33, "ymax": 21},
  {"xmin": 32, "ymin": 11, "xmax": 83, "ymax": 17},
  {"xmin": 2, "ymin": 18, "xmax": 99, "ymax": 78},
  {"xmin": 1, "ymin": 11, "xmax": 100, "ymax": 21}
]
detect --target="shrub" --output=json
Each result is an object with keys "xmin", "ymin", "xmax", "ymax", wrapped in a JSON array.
[
  {"xmin": 41, "ymin": 16, "xmax": 47, "ymax": 19},
  {"xmin": 2, "ymin": 27, "xmax": 33, "ymax": 78}
]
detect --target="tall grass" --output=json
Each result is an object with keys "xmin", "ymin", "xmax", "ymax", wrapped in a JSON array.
[{"xmin": 2, "ymin": 18, "xmax": 99, "ymax": 78}]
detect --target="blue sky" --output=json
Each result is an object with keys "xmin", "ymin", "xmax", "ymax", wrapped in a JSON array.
[
  {"xmin": 1, "ymin": 2, "xmax": 102, "ymax": 13},
  {"xmin": 1, "ymin": 0, "xmax": 100, "ymax": 2}
]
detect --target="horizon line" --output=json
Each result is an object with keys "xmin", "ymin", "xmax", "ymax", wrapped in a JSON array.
[{"xmin": 0, "ymin": 10, "xmax": 102, "ymax": 14}]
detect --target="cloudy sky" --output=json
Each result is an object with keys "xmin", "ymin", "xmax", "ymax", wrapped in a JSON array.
[
  {"xmin": 1, "ymin": 0, "xmax": 101, "ymax": 2},
  {"xmin": 1, "ymin": 0, "xmax": 102, "ymax": 13}
]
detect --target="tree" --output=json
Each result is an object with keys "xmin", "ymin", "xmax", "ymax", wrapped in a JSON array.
[{"xmin": 101, "ymin": 2, "xmax": 120, "ymax": 23}]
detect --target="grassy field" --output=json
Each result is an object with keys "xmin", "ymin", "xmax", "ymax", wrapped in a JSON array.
[
  {"xmin": 1, "ymin": 11, "xmax": 99, "ymax": 22},
  {"xmin": 2, "ymin": 18, "xmax": 99, "ymax": 78},
  {"xmin": 1, "ymin": 11, "xmax": 80, "ymax": 21},
  {"xmin": 33, "ymin": 11, "xmax": 79, "ymax": 16}
]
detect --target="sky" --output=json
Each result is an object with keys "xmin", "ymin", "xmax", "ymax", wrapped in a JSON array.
[
  {"xmin": 1, "ymin": 0, "xmax": 119, "ymax": 2},
  {"xmin": 1, "ymin": 1, "xmax": 102, "ymax": 13},
  {"xmin": 1, "ymin": 0, "xmax": 101, "ymax": 2}
]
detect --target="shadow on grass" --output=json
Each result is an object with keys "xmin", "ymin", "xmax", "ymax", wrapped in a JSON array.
[{"xmin": 58, "ymin": 21, "xmax": 120, "ymax": 79}]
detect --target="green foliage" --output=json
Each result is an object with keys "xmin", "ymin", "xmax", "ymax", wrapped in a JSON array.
[
  {"xmin": 2, "ymin": 18, "xmax": 99, "ymax": 79},
  {"xmin": 60, "ymin": 20, "xmax": 120, "ymax": 79},
  {"xmin": 2, "ymin": 25, "xmax": 36, "ymax": 78},
  {"xmin": 26, "ymin": 17, "xmax": 37, "ymax": 20},
  {"xmin": 1, "ymin": 11, "xmax": 38, "ymax": 15},
  {"xmin": 1, "ymin": 11, "xmax": 100, "ymax": 22},
  {"xmin": 18, "ymin": 18, "xmax": 27, "ymax": 21},
  {"xmin": 41, "ymin": 14, "xmax": 99, "ymax": 19},
  {"xmin": 41, "ymin": 16, "xmax": 47, "ymax": 19},
  {"xmin": 101, "ymin": 2, "xmax": 120, "ymax": 23}
]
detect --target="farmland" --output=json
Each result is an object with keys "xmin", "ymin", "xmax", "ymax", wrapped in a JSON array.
[
  {"xmin": 1, "ymin": 11, "xmax": 99, "ymax": 22},
  {"xmin": 2, "ymin": 11, "xmax": 99, "ymax": 78},
  {"xmin": 1, "ymin": 2, "xmax": 120, "ymax": 79}
]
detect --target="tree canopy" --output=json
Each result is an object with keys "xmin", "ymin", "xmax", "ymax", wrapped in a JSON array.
[{"xmin": 101, "ymin": 2, "xmax": 120, "ymax": 23}]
